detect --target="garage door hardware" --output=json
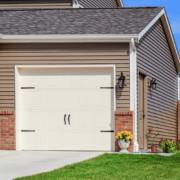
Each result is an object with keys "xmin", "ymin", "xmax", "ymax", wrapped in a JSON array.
[
  {"xmin": 100, "ymin": 87, "xmax": 114, "ymax": 89},
  {"xmin": 101, "ymin": 130, "xmax": 114, "ymax": 132},
  {"xmin": 64, "ymin": 114, "xmax": 66, "ymax": 125},
  {"xmin": 68, "ymin": 114, "xmax": 70, "ymax": 125},
  {"xmin": 21, "ymin": 130, "xmax": 35, "ymax": 132},
  {"xmin": 21, "ymin": 87, "xmax": 35, "ymax": 89}
]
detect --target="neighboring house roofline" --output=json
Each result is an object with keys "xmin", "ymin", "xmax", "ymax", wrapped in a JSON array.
[
  {"xmin": 138, "ymin": 8, "xmax": 180, "ymax": 73},
  {"xmin": 74, "ymin": 0, "xmax": 124, "ymax": 8}
]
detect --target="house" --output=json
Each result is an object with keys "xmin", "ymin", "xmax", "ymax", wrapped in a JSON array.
[{"xmin": 0, "ymin": 0, "xmax": 179, "ymax": 152}]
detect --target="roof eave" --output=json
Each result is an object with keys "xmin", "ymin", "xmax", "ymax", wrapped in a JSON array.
[{"xmin": 0, "ymin": 34, "xmax": 138, "ymax": 43}]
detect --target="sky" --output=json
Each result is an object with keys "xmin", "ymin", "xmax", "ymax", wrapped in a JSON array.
[{"xmin": 124, "ymin": 0, "xmax": 180, "ymax": 54}]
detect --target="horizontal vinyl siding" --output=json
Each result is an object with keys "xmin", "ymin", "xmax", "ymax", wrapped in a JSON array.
[
  {"xmin": 0, "ymin": 0, "xmax": 72, "ymax": 9},
  {"xmin": 137, "ymin": 19, "xmax": 178, "ymax": 147},
  {"xmin": 0, "ymin": 43, "xmax": 130, "ymax": 111},
  {"xmin": 78, "ymin": 0, "xmax": 118, "ymax": 8}
]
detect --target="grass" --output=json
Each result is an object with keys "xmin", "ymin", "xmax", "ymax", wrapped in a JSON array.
[{"xmin": 14, "ymin": 153, "xmax": 180, "ymax": 180}]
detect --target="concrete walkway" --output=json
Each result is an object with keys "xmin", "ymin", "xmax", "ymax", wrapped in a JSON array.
[{"xmin": 0, "ymin": 151, "xmax": 104, "ymax": 180}]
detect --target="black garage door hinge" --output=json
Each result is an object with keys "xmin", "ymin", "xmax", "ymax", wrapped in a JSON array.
[
  {"xmin": 100, "ymin": 87, "xmax": 114, "ymax": 89},
  {"xmin": 21, "ymin": 87, "xmax": 35, "ymax": 89}
]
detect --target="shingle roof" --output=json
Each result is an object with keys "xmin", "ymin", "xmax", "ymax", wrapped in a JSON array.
[
  {"xmin": 0, "ymin": 7, "xmax": 163, "ymax": 35},
  {"xmin": 78, "ymin": 0, "xmax": 118, "ymax": 8}
]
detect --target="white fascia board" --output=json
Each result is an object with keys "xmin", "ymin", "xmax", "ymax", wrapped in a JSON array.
[
  {"xmin": 138, "ymin": 9, "xmax": 164, "ymax": 40},
  {"xmin": 138, "ymin": 8, "xmax": 180, "ymax": 72},
  {"xmin": 73, "ymin": 0, "xmax": 83, "ymax": 8},
  {"xmin": 0, "ymin": 34, "xmax": 138, "ymax": 43},
  {"xmin": 117, "ymin": 0, "xmax": 124, "ymax": 7}
]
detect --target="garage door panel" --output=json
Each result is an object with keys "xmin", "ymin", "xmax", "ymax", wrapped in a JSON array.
[
  {"xmin": 21, "ymin": 132, "xmax": 38, "ymax": 150},
  {"xmin": 90, "ymin": 91, "xmax": 112, "ymax": 109},
  {"xmin": 46, "ymin": 111, "xmax": 65, "ymax": 129},
  {"xmin": 19, "ymin": 67, "xmax": 114, "ymax": 151},
  {"xmin": 47, "ymin": 91, "xmax": 63, "ymax": 108},
  {"xmin": 21, "ymin": 91, "xmax": 45, "ymax": 109},
  {"xmin": 91, "ymin": 111, "xmax": 113, "ymax": 129},
  {"xmin": 70, "ymin": 112, "xmax": 89, "ymax": 128},
  {"xmin": 72, "ymin": 91, "xmax": 88, "ymax": 108},
  {"xmin": 21, "ymin": 110, "xmax": 45, "ymax": 129},
  {"xmin": 48, "ymin": 132, "xmax": 64, "ymax": 149},
  {"xmin": 72, "ymin": 132, "xmax": 89, "ymax": 150},
  {"xmin": 92, "ymin": 132, "xmax": 113, "ymax": 150},
  {"xmin": 47, "ymin": 75, "xmax": 63, "ymax": 88}
]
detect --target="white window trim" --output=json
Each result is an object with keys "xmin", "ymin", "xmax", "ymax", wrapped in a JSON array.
[{"xmin": 15, "ymin": 65, "xmax": 116, "ymax": 151}]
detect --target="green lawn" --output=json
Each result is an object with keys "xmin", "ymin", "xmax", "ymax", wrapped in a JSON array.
[{"xmin": 14, "ymin": 153, "xmax": 180, "ymax": 180}]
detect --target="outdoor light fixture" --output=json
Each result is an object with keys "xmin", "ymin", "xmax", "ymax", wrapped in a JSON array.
[
  {"xmin": 118, "ymin": 72, "xmax": 125, "ymax": 88},
  {"xmin": 148, "ymin": 78, "xmax": 157, "ymax": 90}
]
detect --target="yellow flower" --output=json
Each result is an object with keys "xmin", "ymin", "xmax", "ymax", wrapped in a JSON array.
[
  {"xmin": 117, "ymin": 133, "xmax": 121, "ymax": 136},
  {"xmin": 115, "ymin": 136, "xmax": 118, "ymax": 139}
]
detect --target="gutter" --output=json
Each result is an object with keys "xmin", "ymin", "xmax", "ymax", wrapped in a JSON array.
[
  {"xmin": 0, "ymin": 34, "xmax": 139, "ymax": 43},
  {"xmin": 130, "ymin": 38, "xmax": 139, "ymax": 153}
]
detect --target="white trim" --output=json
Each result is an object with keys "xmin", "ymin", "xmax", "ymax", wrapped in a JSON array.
[
  {"xmin": 138, "ymin": 10, "xmax": 164, "ymax": 40},
  {"xmin": 0, "ymin": 34, "xmax": 138, "ymax": 43},
  {"xmin": 130, "ymin": 39, "xmax": 139, "ymax": 153},
  {"xmin": 15, "ymin": 65, "xmax": 116, "ymax": 151},
  {"xmin": 130, "ymin": 43, "xmax": 134, "ymax": 111},
  {"xmin": 73, "ymin": 0, "xmax": 83, "ymax": 8},
  {"xmin": 15, "ymin": 67, "xmax": 20, "ymax": 151},
  {"xmin": 117, "ymin": 0, "xmax": 124, "ymax": 7},
  {"xmin": 133, "ymin": 47, "xmax": 139, "ymax": 153}
]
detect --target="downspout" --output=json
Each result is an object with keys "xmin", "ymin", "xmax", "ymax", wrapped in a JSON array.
[{"xmin": 131, "ymin": 38, "xmax": 139, "ymax": 153}]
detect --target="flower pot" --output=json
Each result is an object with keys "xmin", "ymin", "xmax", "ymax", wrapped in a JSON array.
[
  {"xmin": 118, "ymin": 139, "xmax": 130, "ymax": 153},
  {"xmin": 151, "ymin": 146, "xmax": 157, "ymax": 153}
]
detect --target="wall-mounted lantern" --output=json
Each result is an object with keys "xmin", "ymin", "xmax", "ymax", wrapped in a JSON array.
[
  {"xmin": 148, "ymin": 78, "xmax": 157, "ymax": 90},
  {"xmin": 118, "ymin": 72, "xmax": 125, "ymax": 88}
]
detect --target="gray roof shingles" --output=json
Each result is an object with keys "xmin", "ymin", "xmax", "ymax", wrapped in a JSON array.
[{"xmin": 0, "ymin": 7, "xmax": 163, "ymax": 35}]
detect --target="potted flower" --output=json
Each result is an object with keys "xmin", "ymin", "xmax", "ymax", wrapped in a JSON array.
[
  {"xmin": 115, "ymin": 131, "xmax": 133, "ymax": 153},
  {"xmin": 146, "ymin": 127, "xmax": 159, "ymax": 153}
]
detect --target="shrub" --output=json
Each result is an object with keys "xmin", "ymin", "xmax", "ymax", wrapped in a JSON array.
[
  {"xmin": 159, "ymin": 139, "xmax": 180, "ymax": 153},
  {"xmin": 145, "ymin": 127, "xmax": 159, "ymax": 146}
]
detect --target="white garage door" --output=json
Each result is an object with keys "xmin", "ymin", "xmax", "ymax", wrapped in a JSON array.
[{"xmin": 19, "ymin": 67, "xmax": 114, "ymax": 151}]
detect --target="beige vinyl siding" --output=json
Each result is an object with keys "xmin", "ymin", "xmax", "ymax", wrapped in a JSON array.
[
  {"xmin": 136, "ymin": 19, "xmax": 178, "ymax": 148},
  {"xmin": 0, "ymin": 0, "xmax": 72, "ymax": 9},
  {"xmin": 0, "ymin": 43, "xmax": 130, "ymax": 111}
]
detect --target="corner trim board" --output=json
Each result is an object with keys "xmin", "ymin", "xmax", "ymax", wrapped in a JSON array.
[{"xmin": 129, "ymin": 41, "xmax": 139, "ymax": 153}]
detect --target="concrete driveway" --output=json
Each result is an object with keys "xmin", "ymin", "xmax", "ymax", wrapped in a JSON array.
[{"xmin": 0, "ymin": 151, "xmax": 104, "ymax": 180}]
